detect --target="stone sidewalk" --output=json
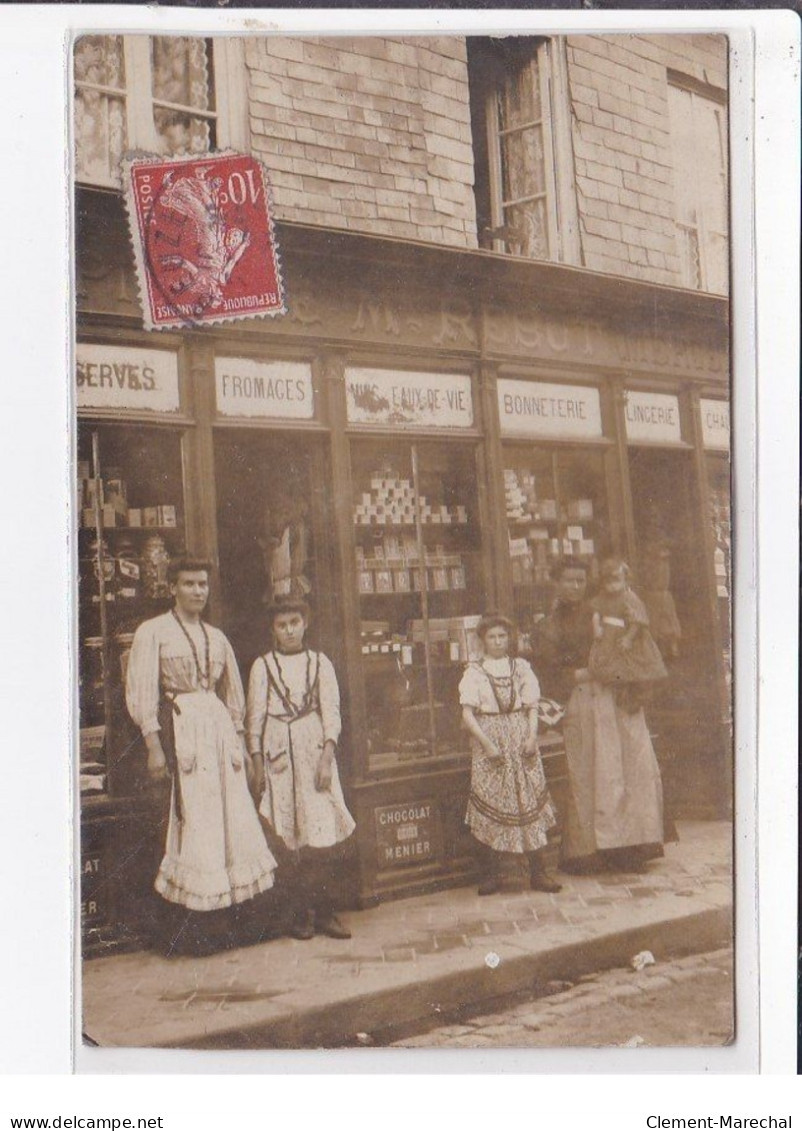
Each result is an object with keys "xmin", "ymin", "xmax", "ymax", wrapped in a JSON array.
[{"xmin": 82, "ymin": 820, "xmax": 732, "ymax": 1050}]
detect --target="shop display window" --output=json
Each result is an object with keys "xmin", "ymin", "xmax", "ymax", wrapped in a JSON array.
[
  {"xmin": 77, "ymin": 423, "xmax": 187, "ymax": 796},
  {"xmin": 503, "ymin": 446, "xmax": 610, "ymax": 640},
  {"xmin": 706, "ymin": 455, "xmax": 732, "ymax": 718},
  {"xmin": 214, "ymin": 432, "xmax": 330, "ymax": 675},
  {"xmin": 351, "ymin": 440, "xmax": 487, "ymax": 770}
]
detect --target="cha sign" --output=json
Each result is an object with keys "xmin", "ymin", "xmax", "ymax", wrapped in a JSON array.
[
  {"xmin": 215, "ymin": 357, "xmax": 314, "ymax": 420},
  {"xmin": 346, "ymin": 368, "xmax": 474, "ymax": 429},
  {"xmin": 624, "ymin": 390, "xmax": 682, "ymax": 445},
  {"xmin": 699, "ymin": 399, "xmax": 730, "ymax": 451},
  {"xmin": 76, "ymin": 344, "xmax": 180, "ymax": 413},
  {"xmin": 497, "ymin": 379, "xmax": 603, "ymax": 439}
]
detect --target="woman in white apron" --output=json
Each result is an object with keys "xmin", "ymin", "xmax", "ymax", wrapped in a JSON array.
[{"xmin": 126, "ymin": 556, "xmax": 277, "ymax": 954}]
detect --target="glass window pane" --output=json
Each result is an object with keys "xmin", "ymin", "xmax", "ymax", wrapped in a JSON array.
[
  {"xmin": 75, "ymin": 35, "xmax": 126, "ymax": 90},
  {"xmin": 503, "ymin": 445, "xmax": 610, "ymax": 643},
  {"xmin": 152, "ymin": 37, "xmax": 214, "ymax": 111},
  {"xmin": 153, "ymin": 107, "xmax": 213, "ymax": 157},
  {"xmin": 501, "ymin": 125, "xmax": 546, "ymax": 201},
  {"xmin": 75, "ymin": 90, "xmax": 126, "ymax": 185},
  {"xmin": 504, "ymin": 198, "xmax": 549, "ymax": 259},
  {"xmin": 352, "ymin": 439, "xmax": 486, "ymax": 769},
  {"xmin": 74, "ymin": 36, "xmax": 127, "ymax": 185},
  {"xmin": 152, "ymin": 37, "xmax": 216, "ymax": 156},
  {"xmin": 497, "ymin": 57, "xmax": 541, "ymax": 131}
]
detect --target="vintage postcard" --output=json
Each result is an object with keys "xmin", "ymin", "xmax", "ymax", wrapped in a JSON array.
[{"xmin": 75, "ymin": 25, "xmax": 738, "ymax": 1054}]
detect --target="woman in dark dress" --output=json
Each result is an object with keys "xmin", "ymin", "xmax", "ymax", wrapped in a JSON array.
[{"xmin": 536, "ymin": 561, "xmax": 665, "ymax": 873}]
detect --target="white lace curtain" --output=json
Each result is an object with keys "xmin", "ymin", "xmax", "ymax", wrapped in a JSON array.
[
  {"xmin": 151, "ymin": 37, "xmax": 214, "ymax": 157},
  {"xmin": 496, "ymin": 54, "xmax": 549, "ymax": 260}
]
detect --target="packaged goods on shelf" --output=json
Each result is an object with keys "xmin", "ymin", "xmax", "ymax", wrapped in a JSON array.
[
  {"xmin": 105, "ymin": 478, "xmax": 128, "ymax": 517},
  {"xmin": 394, "ymin": 568, "xmax": 411, "ymax": 592},
  {"xmin": 375, "ymin": 570, "xmax": 393, "ymax": 594},
  {"xmin": 568, "ymin": 499, "xmax": 594, "ymax": 521},
  {"xmin": 84, "ymin": 478, "xmax": 100, "ymax": 508},
  {"xmin": 142, "ymin": 507, "xmax": 159, "ymax": 527},
  {"xmin": 579, "ymin": 539, "xmax": 595, "ymax": 556},
  {"xmin": 539, "ymin": 499, "xmax": 558, "ymax": 521},
  {"xmin": 562, "ymin": 538, "xmax": 574, "ymax": 556},
  {"xmin": 566, "ymin": 525, "xmax": 584, "ymax": 541},
  {"xmin": 450, "ymin": 566, "xmax": 466, "ymax": 590},
  {"xmin": 410, "ymin": 618, "xmax": 450, "ymax": 644},
  {"xmin": 431, "ymin": 567, "xmax": 449, "ymax": 591},
  {"xmin": 128, "ymin": 508, "xmax": 142, "ymax": 527},
  {"xmin": 358, "ymin": 570, "xmax": 375, "ymax": 594},
  {"xmin": 448, "ymin": 614, "xmax": 483, "ymax": 662},
  {"xmin": 158, "ymin": 505, "xmax": 177, "ymax": 527},
  {"xmin": 102, "ymin": 505, "xmax": 117, "ymax": 528},
  {"xmin": 82, "ymin": 508, "xmax": 95, "ymax": 528},
  {"xmin": 80, "ymin": 724, "xmax": 106, "ymax": 762}
]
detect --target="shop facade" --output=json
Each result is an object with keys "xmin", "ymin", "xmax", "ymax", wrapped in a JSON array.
[{"xmin": 77, "ymin": 192, "xmax": 730, "ymax": 951}]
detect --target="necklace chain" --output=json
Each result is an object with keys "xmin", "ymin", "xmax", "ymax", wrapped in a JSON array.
[
  {"xmin": 270, "ymin": 649, "xmax": 318, "ymax": 717},
  {"xmin": 171, "ymin": 609, "xmax": 211, "ymax": 689}
]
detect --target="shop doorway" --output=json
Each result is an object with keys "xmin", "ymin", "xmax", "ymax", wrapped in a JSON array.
[
  {"xmin": 627, "ymin": 447, "xmax": 724, "ymax": 817},
  {"xmin": 213, "ymin": 432, "xmax": 338, "ymax": 679}
]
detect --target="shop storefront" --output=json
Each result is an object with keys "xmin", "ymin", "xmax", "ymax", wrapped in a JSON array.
[{"xmin": 77, "ymin": 192, "xmax": 731, "ymax": 951}]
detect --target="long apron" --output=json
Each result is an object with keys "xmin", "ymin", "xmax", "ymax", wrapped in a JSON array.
[
  {"xmin": 561, "ymin": 680, "xmax": 664, "ymax": 862},
  {"xmin": 156, "ymin": 689, "xmax": 277, "ymax": 911}
]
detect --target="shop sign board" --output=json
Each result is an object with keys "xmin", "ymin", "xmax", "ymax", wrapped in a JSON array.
[
  {"xmin": 699, "ymin": 399, "xmax": 730, "ymax": 451},
  {"xmin": 624, "ymin": 390, "xmax": 682, "ymax": 444},
  {"xmin": 497, "ymin": 379, "xmax": 603, "ymax": 440},
  {"xmin": 81, "ymin": 848, "xmax": 107, "ymax": 926},
  {"xmin": 215, "ymin": 357, "xmax": 315, "ymax": 420},
  {"xmin": 76, "ymin": 344, "xmax": 180, "ymax": 413},
  {"xmin": 375, "ymin": 799, "xmax": 443, "ymax": 868},
  {"xmin": 346, "ymin": 368, "xmax": 474, "ymax": 429}
]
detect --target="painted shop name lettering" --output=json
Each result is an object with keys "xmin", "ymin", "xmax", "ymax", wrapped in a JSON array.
[
  {"xmin": 384, "ymin": 841, "xmax": 431, "ymax": 861},
  {"xmin": 625, "ymin": 403, "xmax": 677, "ymax": 426},
  {"xmin": 77, "ymin": 362, "xmax": 156, "ymax": 391},
  {"xmin": 352, "ymin": 382, "xmax": 467, "ymax": 414},
  {"xmin": 503, "ymin": 393, "xmax": 588, "ymax": 421},
  {"xmin": 379, "ymin": 805, "xmax": 431, "ymax": 825},
  {"xmin": 220, "ymin": 373, "xmax": 307, "ymax": 403}
]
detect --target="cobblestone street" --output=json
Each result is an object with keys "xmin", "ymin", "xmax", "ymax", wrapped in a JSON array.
[{"xmin": 389, "ymin": 948, "xmax": 734, "ymax": 1048}]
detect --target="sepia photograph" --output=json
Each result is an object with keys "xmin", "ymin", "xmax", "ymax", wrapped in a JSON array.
[{"xmin": 75, "ymin": 27, "xmax": 735, "ymax": 1053}]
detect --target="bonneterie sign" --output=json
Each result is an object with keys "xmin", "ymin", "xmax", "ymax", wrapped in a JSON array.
[{"xmin": 497, "ymin": 379, "xmax": 603, "ymax": 439}]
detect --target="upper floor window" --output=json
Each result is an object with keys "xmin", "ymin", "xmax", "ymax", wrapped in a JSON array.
[
  {"xmin": 75, "ymin": 36, "xmax": 242, "ymax": 188},
  {"xmin": 468, "ymin": 36, "xmax": 578, "ymax": 264},
  {"xmin": 667, "ymin": 75, "xmax": 729, "ymax": 295}
]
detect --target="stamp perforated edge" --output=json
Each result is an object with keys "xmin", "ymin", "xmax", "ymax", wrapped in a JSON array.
[{"xmin": 121, "ymin": 148, "xmax": 288, "ymax": 333}]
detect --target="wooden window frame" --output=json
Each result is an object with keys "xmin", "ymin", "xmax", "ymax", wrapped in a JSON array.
[
  {"xmin": 75, "ymin": 35, "xmax": 247, "ymax": 189},
  {"xmin": 484, "ymin": 38, "xmax": 578, "ymax": 265},
  {"xmin": 667, "ymin": 73, "xmax": 729, "ymax": 295}
]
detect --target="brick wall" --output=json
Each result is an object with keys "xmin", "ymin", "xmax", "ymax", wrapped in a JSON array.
[
  {"xmin": 245, "ymin": 36, "xmax": 477, "ymax": 248},
  {"xmin": 565, "ymin": 34, "xmax": 727, "ymax": 286}
]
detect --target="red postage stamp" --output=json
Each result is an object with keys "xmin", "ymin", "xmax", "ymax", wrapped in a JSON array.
[{"xmin": 123, "ymin": 151, "xmax": 285, "ymax": 331}]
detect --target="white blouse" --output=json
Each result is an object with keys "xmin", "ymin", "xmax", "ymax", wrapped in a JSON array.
[
  {"xmin": 458, "ymin": 657, "xmax": 540, "ymax": 714},
  {"xmin": 125, "ymin": 611, "xmax": 246, "ymax": 737},
  {"xmin": 245, "ymin": 650, "xmax": 342, "ymax": 752}
]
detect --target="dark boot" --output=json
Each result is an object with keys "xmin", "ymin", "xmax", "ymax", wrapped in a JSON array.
[
  {"xmin": 529, "ymin": 850, "xmax": 562, "ymax": 893},
  {"xmin": 477, "ymin": 846, "xmax": 502, "ymax": 896}
]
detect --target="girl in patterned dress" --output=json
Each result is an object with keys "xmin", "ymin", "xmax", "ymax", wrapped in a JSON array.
[
  {"xmin": 459, "ymin": 614, "xmax": 561, "ymax": 896},
  {"xmin": 246, "ymin": 598, "xmax": 356, "ymax": 940},
  {"xmin": 125, "ymin": 556, "xmax": 277, "ymax": 955}
]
